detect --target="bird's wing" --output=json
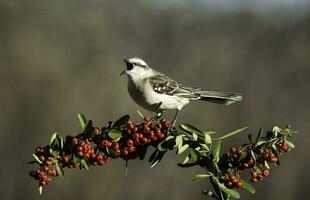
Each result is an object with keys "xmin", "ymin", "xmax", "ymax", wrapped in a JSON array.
[{"xmin": 149, "ymin": 73, "xmax": 200, "ymax": 99}]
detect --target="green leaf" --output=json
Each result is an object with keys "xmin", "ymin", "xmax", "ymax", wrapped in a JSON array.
[
  {"xmin": 139, "ymin": 147, "xmax": 147, "ymax": 160},
  {"xmin": 150, "ymin": 151, "xmax": 166, "ymax": 168},
  {"xmin": 158, "ymin": 137, "xmax": 175, "ymax": 151},
  {"xmin": 193, "ymin": 133, "xmax": 198, "ymax": 141},
  {"xmin": 182, "ymin": 156, "xmax": 190, "ymax": 164},
  {"xmin": 180, "ymin": 123, "xmax": 204, "ymax": 136},
  {"xmin": 285, "ymin": 140, "xmax": 295, "ymax": 149},
  {"xmin": 204, "ymin": 131, "xmax": 216, "ymax": 135},
  {"xmin": 113, "ymin": 115, "xmax": 130, "ymax": 127},
  {"xmin": 83, "ymin": 120, "xmax": 93, "ymax": 133},
  {"xmin": 57, "ymin": 135, "xmax": 64, "ymax": 150},
  {"xmin": 255, "ymin": 128, "xmax": 263, "ymax": 144},
  {"xmin": 50, "ymin": 132, "xmax": 58, "ymax": 145},
  {"xmin": 108, "ymin": 129, "xmax": 122, "ymax": 140},
  {"xmin": 32, "ymin": 154, "xmax": 42, "ymax": 164},
  {"xmin": 204, "ymin": 132, "xmax": 212, "ymax": 144},
  {"xmin": 218, "ymin": 182, "xmax": 240, "ymax": 199},
  {"xmin": 212, "ymin": 140, "xmax": 224, "ymax": 163},
  {"xmin": 136, "ymin": 110, "xmax": 144, "ymax": 119},
  {"xmin": 214, "ymin": 126, "xmax": 248, "ymax": 140},
  {"xmin": 39, "ymin": 185, "xmax": 43, "ymax": 195},
  {"xmin": 78, "ymin": 114, "xmax": 87, "ymax": 129},
  {"xmin": 248, "ymin": 134, "xmax": 253, "ymax": 143},
  {"xmin": 175, "ymin": 135, "xmax": 183, "ymax": 147},
  {"xmin": 250, "ymin": 150, "xmax": 256, "ymax": 162},
  {"xmin": 241, "ymin": 179, "xmax": 256, "ymax": 194},
  {"xmin": 178, "ymin": 144, "xmax": 189, "ymax": 154},
  {"xmin": 149, "ymin": 149, "xmax": 159, "ymax": 163},
  {"xmin": 272, "ymin": 126, "xmax": 282, "ymax": 136},
  {"xmin": 264, "ymin": 161, "xmax": 270, "ymax": 170},
  {"xmin": 192, "ymin": 174, "xmax": 211, "ymax": 182},
  {"xmin": 190, "ymin": 149, "xmax": 200, "ymax": 162},
  {"xmin": 81, "ymin": 159, "xmax": 89, "ymax": 170},
  {"xmin": 72, "ymin": 154, "xmax": 81, "ymax": 164},
  {"xmin": 55, "ymin": 161, "xmax": 65, "ymax": 179}
]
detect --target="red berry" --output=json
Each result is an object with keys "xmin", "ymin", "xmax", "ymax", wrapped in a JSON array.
[
  {"xmin": 251, "ymin": 171, "xmax": 257, "ymax": 178},
  {"xmin": 230, "ymin": 147, "xmax": 237, "ymax": 154},
  {"xmin": 229, "ymin": 175, "xmax": 237, "ymax": 182},
  {"xmin": 83, "ymin": 153, "xmax": 90, "ymax": 160},
  {"xmin": 35, "ymin": 146, "xmax": 41, "ymax": 154},
  {"xmin": 164, "ymin": 121, "xmax": 171, "ymax": 129},
  {"xmin": 121, "ymin": 149, "xmax": 128, "ymax": 156},
  {"xmin": 94, "ymin": 127, "xmax": 101, "ymax": 135},
  {"xmin": 226, "ymin": 181, "xmax": 233, "ymax": 188},
  {"xmin": 115, "ymin": 149, "xmax": 121, "ymax": 156},
  {"xmin": 242, "ymin": 163, "xmax": 249, "ymax": 168},
  {"xmin": 72, "ymin": 137, "xmax": 78, "ymax": 145},
  {"xmin": 236, "ymin": 181, "xmax": 243, "ymax": 188},
  {"xmin": 127, "ymin": 139, "xmax": 134, "ymax": 146},
  {"xmin": 40, "ymin": 180, "xmax": 47, "ymax": 186},
  {"xmin": 76, "ymin": 151, "xmax": 83, "ymax": 158},
  {"xmin": 79, "ymin": 140, "xmax": 85, "ymax": 146},
  {"xmin": 39, "ymin": 155, "xmax": 45, "ymax": 162},
  {"xmin": 251, "ymin": 177, "xmax": 258, "ymax": 183},
  {"xmin": 262, "ymin": 169, "xmax": 270, "ymax": 177},
  {"xmin": 42, "ymin": 165, "xmax": 49, "ymax": 172},
  {"xmin": 76, "ymin": 146, "xmax": 83, "ymax": 152},
  {"xmin": 160, "ymin": 119, "xmax": 166, "ymax": 124}
]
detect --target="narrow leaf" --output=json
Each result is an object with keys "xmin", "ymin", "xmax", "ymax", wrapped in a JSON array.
[
  {"xmin": 148, "ymin": 149, "xmax": 158, "ymax": 163},
  {"xmin": 218, "ymin": 182, "xmax": 240, "ymax": 199},
  {"xmin": 32, "ymin": 154, "xmax": 42, "ymax": 164},
  {"xmin": 255, "ymin": 128, "xmax": 263, "ymax": 144},
  {"xmin": 78, "ymin": 114, "xmax": 87, "ymax": 129},
  {"xmin": 193, "ymin": 133, "xmax": 198, "ymax": 141},
  {"xmin": 178, "ymin": 144, "xmax": 189, "ymax": 154},
  {"xmin": 212, "ymin": 140, "xmax": 224, "ymax": 163},
  {"xmin": 192, "ymin": 174, "xmax": 211, "ymax": 182},
  {"xmin": 55, "ymin": 161, "xmax": 65, "ymax": 179},
  {"xmin": 214, "ymin": 126, "xmax": 248, "ymax": 140},
  {"xmin": 108, "ymin": 129, "xmax": 122, "ymax": 140},
  {"xmin": 241, "ymin": 179, "xmax": 256, "ymax": 194},
  {"xmin": 204, "ymin": 133, "xmax": 212, "ymax": 144},
  {"xmin": 285, "ymin": 140, "xmax": 295, "ymax": 149},
  {"xmin": 113, "ymin": 115, "xmax": 130, "ymax": 127},
  {"xmin": 175, "ymin": 135, "xmax": 183, "ymax": 147},
  {"xmin": 81, "ymin": 159, "xmax": 89, "ymax": 170},
  {"xmin": 50, "ymin": 132, "xmax": 58, "ymax": 145},
  {"xmin": 180, "ymin": 124, "xmax": 204, "ymax": 136},
  {"xmin": 39, "ymin": 185, "xmax": 43, "ymax": 195},
  {"xmin": 72, "ymin": 154, "xmax": 81, "ymax": 164}
]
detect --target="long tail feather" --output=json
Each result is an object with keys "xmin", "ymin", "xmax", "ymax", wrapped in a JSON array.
[{"xmin": 196, "ymin": 90, "xmax": 243, "ymax": 105}]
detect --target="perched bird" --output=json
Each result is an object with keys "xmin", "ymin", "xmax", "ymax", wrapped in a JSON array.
[{"xmin": 120, "ymin": 57, "xmax": 242, "ymax": 127}]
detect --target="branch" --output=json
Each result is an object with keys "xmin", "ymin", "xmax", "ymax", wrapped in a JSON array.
[{"xmin": 28, "ymin": 114, "xmax": 297, "ymax": 199}]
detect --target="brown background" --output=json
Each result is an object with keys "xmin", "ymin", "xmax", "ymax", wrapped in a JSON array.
[{"xmin": 1, "ymin": 0, "xmax": 309, "ymax": 199}]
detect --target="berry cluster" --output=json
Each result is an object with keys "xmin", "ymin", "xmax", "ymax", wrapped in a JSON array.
[
  {"xmin": 222, "ymin": 137, "xmax": 293, "ymax": 189},
  {"xmin": 29, "ymin": 116, "xmax": 171, "ymax": 189},
  {"xmin": 223, "ymin": 174, "xmax": 243, "ymax": 188},
  {"xmin": 29, "ymin": 146, "xmax": 58, "ymax": 186}
]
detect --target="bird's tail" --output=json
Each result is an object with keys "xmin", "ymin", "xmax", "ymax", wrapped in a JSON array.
[{"xmin": 196, "ymin": 90, "xmax": 243, "ymax": 105}]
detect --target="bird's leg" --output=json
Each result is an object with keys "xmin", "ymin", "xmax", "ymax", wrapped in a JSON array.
[{"xmin": 168, "ymin": 109, "xmax": 180, "ymax": 132}]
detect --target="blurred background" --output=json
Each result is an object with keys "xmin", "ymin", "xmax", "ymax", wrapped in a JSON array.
[{"xmin": 1, "ymin": 0, "xmax": 310, "ymax": 199}]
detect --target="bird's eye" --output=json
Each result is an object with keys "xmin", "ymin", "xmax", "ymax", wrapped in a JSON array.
[{"xmin": 126, "ymin": 62, "xmax": 133, "ymax": 70}]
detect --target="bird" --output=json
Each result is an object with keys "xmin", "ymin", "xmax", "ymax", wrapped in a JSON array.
[{"xmin": 120, "ymin": 57, "xmax": 242, "ymax": 127}]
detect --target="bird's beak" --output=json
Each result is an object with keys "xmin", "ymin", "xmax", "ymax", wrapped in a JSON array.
[
  {"xmin": 120, "ymin": 58, "xmax": 129, "ymax": 76},
  {"xmin": 120, "ymin": 69, "xmax": 126, "ymax": 76}
]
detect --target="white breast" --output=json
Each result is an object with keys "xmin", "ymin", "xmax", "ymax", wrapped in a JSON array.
[{"xmin": 127, "ymin": 77, "xmax": 189, "ymax": 111}]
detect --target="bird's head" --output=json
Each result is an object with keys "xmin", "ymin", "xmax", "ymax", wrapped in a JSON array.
[{"xmin": 120, "ymin": 57, "xmax": 153, "ymax": 79}]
